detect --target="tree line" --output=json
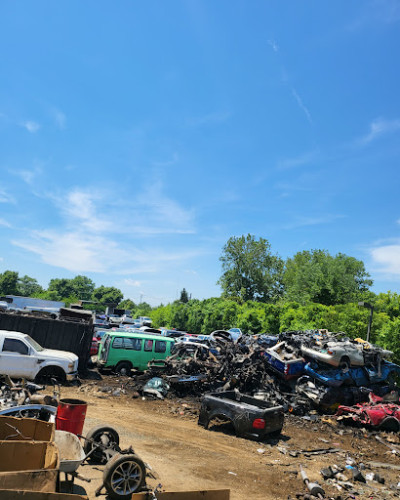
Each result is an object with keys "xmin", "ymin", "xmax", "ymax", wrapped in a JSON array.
[{"xmin": 0, "ymin": 234, "xmax": 399, "ymax": 362}]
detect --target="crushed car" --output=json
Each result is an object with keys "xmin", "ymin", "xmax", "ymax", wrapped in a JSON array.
[{"xmin": 336, "ymin": 393, "xmax": 400, "ymax": 432}]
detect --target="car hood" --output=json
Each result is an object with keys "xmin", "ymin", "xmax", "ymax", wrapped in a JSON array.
[{"xmin": 39, "ymin": 348, "xmax": 78, "ymax": 363}]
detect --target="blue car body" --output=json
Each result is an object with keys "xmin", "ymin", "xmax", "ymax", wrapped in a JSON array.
[{"xmin": 304, "ymin": 361, "xmax": 400, "ymax": 387}]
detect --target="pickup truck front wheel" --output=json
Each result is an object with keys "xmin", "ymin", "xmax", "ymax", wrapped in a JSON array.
[{"xmin": 35, "ymin": 366, "xmax": 66, "ymax": 384}]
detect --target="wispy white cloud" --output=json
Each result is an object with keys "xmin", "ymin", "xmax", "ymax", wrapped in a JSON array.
[
  {"xmin": 274, "ymin": 181, "xmax": 314, "ymax": 194},
  {"xmin": 347, "ymin": 0, "xmax": 400, "ymax": 31},
  {"xmin": 0, "ymin": 189, "xmax": 15, "ymax": 204},
  {"xmin": 47, "ymin": 182, "xmax": 195, "ymax": 237},
  {"xmin": 276, "ymin": 150, "xmax": 317, "ymax": 171},
  {"xmin": 12, "ymin": 230, "xmax": 128, "ymax": 273},
  {"xmin": 12, "ymin": 181, "xmax": 200, "ymax": 274},
  {"xmin": 60, "ymin": 189, "xmax": 111, "ymax": 233},
  {"xmin": 267, "ymin": 39, "xmax": 279, "ymax": 52},
  {"xmin": 13, "ymin": 165, "xmax": 43, "ymax": 185},
  {"xmin": 0, "ymin": 218, "xmax": 11, "ymax": 228},
  {"xmin": 291, "ymin": 88, "xmax": 312, "ymax": 124},
  {"xmin": 187, "ymin": 111, "xmax": 231, "ymax": 127},
  {"xmin": 124, "ymin": 279, "xmax": 142, "ymax": 287},
  {"xmin": 370, "ymin": 243, "xmax": 400, "ymax": 276},
  {"xmin": 133, "ymin": 180, "xmax": 195, "ymax": 234},
  {"xmin": 153, "ymin": 153, "xmax": 179, "ymax": 167},
  {"xmin": 360, "ymin": 117, "xmax": 400, "ymax": 144},
  {"xmin": 21, "ymin": 121, "xmax": 40, "ymax": 133},
  {"xmin": 52, "ymin": 109, "xmax": 66, "ymax": 130},
  {"xmin": 184, "ymin": 269, "xmax": 198, "ymax": 275},
  {"xmin": 284, "ymin": 214, "xmax": 345, "ymax": 230}
]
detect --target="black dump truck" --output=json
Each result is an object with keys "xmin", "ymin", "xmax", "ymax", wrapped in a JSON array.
[{"xmin": 198, "ymin": 391, "xmax": 284, "ymax": 440}]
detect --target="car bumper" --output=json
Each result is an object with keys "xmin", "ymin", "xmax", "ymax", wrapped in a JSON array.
[{"xmin": 66, "ymin": 371, "xmax": 78, "ymax": 381}]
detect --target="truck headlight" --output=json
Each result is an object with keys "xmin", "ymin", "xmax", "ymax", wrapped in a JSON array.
[{"xmin": 68, "ymin": 362, "xmax": 75, "ymax": 371}]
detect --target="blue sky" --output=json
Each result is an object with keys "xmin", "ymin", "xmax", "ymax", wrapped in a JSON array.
[{"xmin": 1, "ymin": 1, "xmax": 400, "ymax": 305}]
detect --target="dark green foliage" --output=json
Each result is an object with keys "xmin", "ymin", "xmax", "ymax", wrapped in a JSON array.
[
  {"xmin": 48, "ymin": 275, "xmax": 95, "ymax": 301},
  {"xmin": 119, "ymin": 299, "xmax": 136, "ymax": 315},
  {"xmin": 17, "ymin": 275, "xmax": 44, "ymax": 296},
  {"xmin": 48, "ymin": 278, "xmax": 74, "ymax": 299},
  {"xmin": 92, "ymin": 286, "xmax": 123, "ymax": 307},
  {"xmin": 180, "ymin": 288, "xmax": 189, "ymax": 303},
  {"xmin": 135, "ymin": 302, "xmax": 152, "ymax": 318},
  {"xmin": 69, "ymin": 275, "xmax": 95, "ymax": 300},
  {"xmin": 283, "ymin": 250, "xmax": 373, "ymax": 305},
  {"xmin": 0, "ymin": 270, "xmax": 19, "ymax": 295},
  {"xmin": 218, "ymin": 234, "xmax": 284, "ymax": 302}
]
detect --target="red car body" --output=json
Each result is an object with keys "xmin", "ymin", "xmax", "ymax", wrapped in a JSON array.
[{"xmin": 336, "ymin": 395, "xmax": 400, "ymax": 432}]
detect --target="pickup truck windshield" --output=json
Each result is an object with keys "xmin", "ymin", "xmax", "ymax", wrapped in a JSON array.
[{"xmin": 25, "ymin": 335, "xmax": 44, "ymax": 352}]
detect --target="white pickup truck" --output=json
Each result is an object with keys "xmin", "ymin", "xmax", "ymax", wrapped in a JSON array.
[{"xmin": 0, "ymin": 330, "xmax": 78, "ymax": 383}]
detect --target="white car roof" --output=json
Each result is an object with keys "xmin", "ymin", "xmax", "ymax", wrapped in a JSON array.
[{"xmin": 0, "ymin": 330, "xmax": 28, "ymax": 338}]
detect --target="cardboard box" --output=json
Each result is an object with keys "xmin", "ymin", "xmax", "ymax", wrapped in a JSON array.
[
  {"xmin": 0, "ymin": 441, "xmax": 59, "ymax": 492},
  {"xmin": 0, "ymin": 441, "xmax": 59, "ymax": 471},
  {"xmin": 0, "ymin": 416, "xmax": 54, "ymax": 442}
]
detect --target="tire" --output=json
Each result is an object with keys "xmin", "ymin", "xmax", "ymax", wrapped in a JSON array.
[
  {"xmin": 35, "ymin": 366, "xmax": 66, "ymax": 385},
  {"xmin": 103, "ymin": 453, "xmax": 146, "ymax": 499},
  {"xmin": 339, "ymin": 356, "xmax": 351, "ymax": 371},
  {"xmin": 379, "ymin": 417, "xmax": 400, "ymax": 432},
  {"xmin": 83, "ymin": 425, "xmax": 120, "ymax": 463},
  {"xmin": 115, "ymin": 362, "xmax": 132, "ymax": 376}
]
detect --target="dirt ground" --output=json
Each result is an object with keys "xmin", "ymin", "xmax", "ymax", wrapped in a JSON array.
[{"xmin": 59, "ymin": 379, "xmax": 400, "ymax": 500}]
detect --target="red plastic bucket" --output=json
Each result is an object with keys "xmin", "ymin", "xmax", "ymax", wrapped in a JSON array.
[{"xmin": 55, "ymin": 398, "xmax": 87, "ymax": 436}]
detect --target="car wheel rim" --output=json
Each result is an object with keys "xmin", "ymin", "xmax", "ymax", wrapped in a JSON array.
[{"xmin": 111, "ymin": 461, "xmax": 142, "ymax": 495}]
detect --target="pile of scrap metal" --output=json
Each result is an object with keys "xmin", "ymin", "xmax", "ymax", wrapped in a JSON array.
[
  {"xmin": 150, "ymin": 332, "xmax": 279, "ymax": 397},
  {"xmin": 146, "ymin": 329, "xmax": 400, "ymax": 416},
  {"xmin": 263, "ymin": 330, "xmax": 400, "ymax": 411},
  {"xmin": 292, "ymin": 455, "xmax": 400, "ymax": 500}
]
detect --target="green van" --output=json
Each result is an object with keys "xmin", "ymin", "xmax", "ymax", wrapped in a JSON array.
[{"xmin": 97, "ymin": 331, "xmax": 175, "ymax": 374}]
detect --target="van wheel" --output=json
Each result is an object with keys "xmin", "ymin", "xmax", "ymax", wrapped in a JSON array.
[
  {"xmin": 35, "ymin": 366, "xmax": 66, "ymax": 385},
  {"xmin": 115, "ymin": 362, "xmax": 132, "ymax": 376}
]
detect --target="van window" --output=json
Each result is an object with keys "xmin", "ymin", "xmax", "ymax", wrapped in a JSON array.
[
  {"xmin": 3, "ymin": 338, "xmax": 29, "ymax": 355},
  {"xmin": 155, "ymin": 340, "xmax": 166, "ymax": 353},
  {"xmin": 112, "ymin": 337, "xmax": 124, "ymax": 349},
  {"xmin": 144, "ymin": 339, "xmax": 153, "ymax": 352},
  {"xmin": 124, "ymin": 338, "xmax": 142, "ymax": 351}
]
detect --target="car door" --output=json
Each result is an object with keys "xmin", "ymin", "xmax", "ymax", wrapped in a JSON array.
[{"xmin": 0, "ymin": 337, "xmax": 37, "ymax": 378}]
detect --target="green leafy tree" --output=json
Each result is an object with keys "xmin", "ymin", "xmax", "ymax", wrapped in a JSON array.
[
  {"xmin": 48, "ymin": 276, "xmax": 95, "ymax": 301},
  {"xmin": 379, "ymin": 318, "xmax": 400, "ymax": 364},
  {"xmin": 218, "ymin": 234, "xmax": 284, "ymax": 303},
  {"xmin": 283, "ymin": 250, "xmax": 373, "ymax": 305},
  {"xmin": 92, "ymin": 286, "xmax": 123, "ymax": 307},
  {"xmin": 70, "ymin": 275, "xmax": 95, "ymax": 301},
  {"xmin": 179, "ymin": 288, "xmax": 189, "ymax": 303},
  {"xmin": 0, "ymin": 270, "xmax": 19, "ymax": 295},
  {"xmin": 17, "ymin": 275, "xmax": 44, "ymax": 297},
  {"xmin": 119, "ymin": 299, "xmax": 136, "ymax": 315},
  {"xmin": 35, "ymin": 290, "xmax": 63, "ymax": 301},
  {"xmin": 136, "ymin": 302, "xmax": 152, "ymax": 318},
  {"xmin": 48, "ymin": 278, "xmax": 75, "ymax": 299}
]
